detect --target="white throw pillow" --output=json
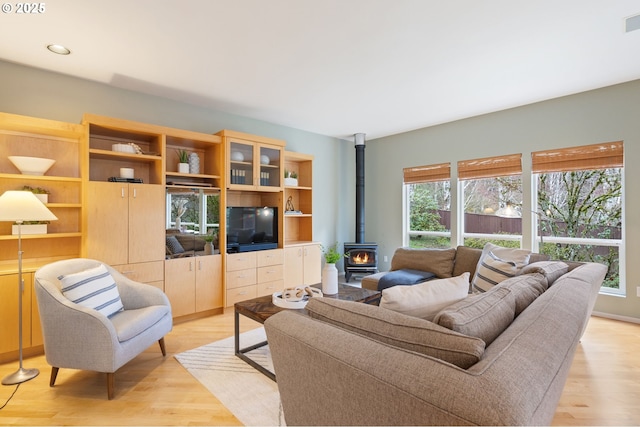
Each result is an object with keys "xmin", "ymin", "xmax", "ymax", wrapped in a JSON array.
[
  {"xmin": 59, "ymin": 264, "xmax": 124, "ymax": 318},
  {"xmin": 472, "ymin": 243, "xmax": 531, "ymax": 293},
  {"xmin": 380, "ymin": 272, "xmax": 470, "ymax": 321}
]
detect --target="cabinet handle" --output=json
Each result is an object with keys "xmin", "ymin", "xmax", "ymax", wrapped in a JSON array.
[
  {"xmin": 121, "ymin": 188, "xmax": 125, "ymax": 198},
  {"xmin": 121, "ymin": 270, "xmax": 134, "ymax": 275},
  {"xmin": 304, "ymin": 248, "xmax": 308, "ymax": 256},
  {"xmin": 298, "ymin": 249, "xmax": 302, "ymax": 256},
  {"xmin": 133, "ymin": 188, "xmax": 137, "ymax": 198},
  {"xmin": 198, "ymin": 260, "xmax": 202, "ymax": 270},
  {"xmin": 189, "ymin": 261, "xmax": 193, "ymax": 271},
  {"xmin": 239, "ymin": 291, "xmax": 247, "ymax": 295}
]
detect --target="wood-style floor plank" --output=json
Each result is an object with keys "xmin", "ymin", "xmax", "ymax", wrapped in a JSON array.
[{"xmin": 0, "ymin": 312, "xmax": 638, "ymax": 425}]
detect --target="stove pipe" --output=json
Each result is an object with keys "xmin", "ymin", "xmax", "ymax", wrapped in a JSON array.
[{"xmin": 354, "ymin": 133, "xmax": 366, "ymax": 243}]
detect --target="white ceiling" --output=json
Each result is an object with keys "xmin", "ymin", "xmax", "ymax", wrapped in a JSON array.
[{"xmin": 1, "ymin": 0, "xmax": 640, "ymax": 140}]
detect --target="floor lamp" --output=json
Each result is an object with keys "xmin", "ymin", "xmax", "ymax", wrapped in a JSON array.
[{"xmin": 0, "ymin": 190, "xmax": 57, "ymax": 385}]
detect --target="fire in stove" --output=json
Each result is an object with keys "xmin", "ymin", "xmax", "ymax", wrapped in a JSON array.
[{"xmin": 351, "ymin": 251, "xmax": 371, "ymax": 265}]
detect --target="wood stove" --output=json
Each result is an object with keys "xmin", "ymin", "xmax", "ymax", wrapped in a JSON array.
[
  {"xmin": 344, "ymin": 133, "xmax": 378, "ymax": 282},
  {"xmin": 344, "ymin": 242, "xmax": 378, "ymax": 282}
]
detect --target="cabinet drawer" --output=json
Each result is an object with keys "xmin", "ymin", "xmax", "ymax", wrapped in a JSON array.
[
  {"xmin": 258, "ymin": 280, "xmax": 283, "ymax": 297},
  {"xmin": 226, "ymin": 285, "xmax": 257, "ymax": 306},
  {"xmin": 257, "ymin": 249, "xmax": 284, "ymax": 267},
  {"xmin": 226, "ymin": 252, "xmax": 257, "ymax": 271},
  {"xmin": 226, "ymin": 268, "xmax": 257, "ymax": 289},
  {"xmin": 114, "ymin": 261, "xmax": 164, "ymax": 283},
  {"xmin": 257, "ymin": 264, "xmax": 283, "ymax": 283}
]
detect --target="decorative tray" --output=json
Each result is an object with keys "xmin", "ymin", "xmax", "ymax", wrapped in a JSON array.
[{"xmin": 272, "ymin": 292, "xmax": 309, "ymax": 309}]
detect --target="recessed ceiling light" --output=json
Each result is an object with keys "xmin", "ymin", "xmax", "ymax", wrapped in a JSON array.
[{"xmin": 46, "ymin": 44, "xmax": 71, "ymax": 55}]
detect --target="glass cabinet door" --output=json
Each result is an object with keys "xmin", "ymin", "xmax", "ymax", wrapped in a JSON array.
[
  {"xmin": 259, "ymin": 145, "xmax": 281, "ymax": 188},
  {"xmin": 229, "ymin": 141, "xmax": 254, "ymax": 187}
]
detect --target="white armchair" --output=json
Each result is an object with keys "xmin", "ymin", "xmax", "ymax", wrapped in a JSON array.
[{"xmin": 34, "ymin": 258, "xmax": 173, "ymax": 399}]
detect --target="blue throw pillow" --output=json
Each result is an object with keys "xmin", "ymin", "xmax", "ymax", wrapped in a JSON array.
[{"xmin": 377, "ymin": 269, "xmax": 436, "ymax": 291}]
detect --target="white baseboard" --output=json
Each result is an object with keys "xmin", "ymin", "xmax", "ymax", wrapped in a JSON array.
[{"xmin": 592, "ymin": 311, "xmax": 640, "ymax": 324}]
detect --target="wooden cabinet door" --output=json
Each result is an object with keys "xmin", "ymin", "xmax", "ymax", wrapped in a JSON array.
[
  {"xmin": 164, "ymin": 257, "xmax": 196, "ymax": 317},
  {"xmin": 284, "ymin": 246, "xmax": 304, "ymax": 286},
  {"xmin": 195, "ymin": 255, "xmax": 222, "ymax": 312},
  {"xmin": 86, "ymin": 181, "xmax": 129, "ymax": 265},
  {"xmin": 128, "ymin": 184, "xmax": 165, "ymax": 264},
  {"xmin": 0, "ymin": 273, "xmax": 32, "ymax": 353},
  {"xmin": 302, "ymin": 244, "xmax": 322, "ymax": 285}
]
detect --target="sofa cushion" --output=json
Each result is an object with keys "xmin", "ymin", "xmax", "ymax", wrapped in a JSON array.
[
  {"xmin": 59, "ymin": 263, "xmax": 124, "ymax": 318},
  {"xmin": 472, "ymin": 243, "xmax": 531, "ymax": 293},
  {"xmin": 391, "ymin": 247, "xmax": 456, "ymax": 278},
  {"xmin": 380, "ymin": 273, "xmax": 470, "ymax": 321},
  {"xmin": 451, "ymin": 246, "xmax": 483, "ymax": 280},
  {"xmin": 175, "ymin": 234, "xmax": 206, "ymax": 252},
  {"xmin": 306, "ymin": 298, "xmax": 485, "ymax": 369},
  {"xmin": 434, "ymin": 286, "xmax": 516, "ymax": 345},
  {"xmin": 493, "ymin": 273, "xmax": 547, "ymax": 316},
  {"xmin": 377, "ymin": 269, "xmax": 436, "ymax": 291},
  {"xmin": 519, "ymin": 261, "xmax": 569, "ymax": 287},
  {"xmin": 110, "ymin": 305, "xmax": 171, "ymax": 342}
]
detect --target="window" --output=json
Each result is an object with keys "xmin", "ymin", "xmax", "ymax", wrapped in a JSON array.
[
  {"xmin": 403, "ymin": 163, "xmax": 451, "ymax": 248},
  {"xmin": 166, "ymin": 188, "xmax": 220, "ymax": 235},
  {"xmin": 533, "ymin": 142, "xmax": 624, "ymax": 293},
  {"xmin": 458, "ymin": 154, "xmax": 523, "ymax": 249}
]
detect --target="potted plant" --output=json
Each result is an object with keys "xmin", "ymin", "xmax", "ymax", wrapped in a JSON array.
[
  {"xmin": 202, "ymin": 230, "xmax": 216, "ymax": 255},
  {"xmin": 284, "ymin": 169, "xmax": 298, "ymax": 187},
  {"xmin": 322, "ymin": 243, "xmax": 342, "ymax": 295},
  {"xmin": 13, "ymin": 220, "xmax": 49, "ymax": 235},
  {"xmin": 22, "ymin": 185, "xmax": 50, "ymax": 204},
  {"xmin": 176, "ymin": 149, "xmax": 189, "ymax": 173}
]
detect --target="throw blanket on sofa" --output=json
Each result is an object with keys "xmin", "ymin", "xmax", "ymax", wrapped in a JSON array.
[{"xmin": 377, "ymin": 269, "xmax": 436, "ymax": 291}]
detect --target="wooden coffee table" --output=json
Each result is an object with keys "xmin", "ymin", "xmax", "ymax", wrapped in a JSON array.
[{"xmin": 234, "ymin": 283, "xmax": 381, "ymax": 381}]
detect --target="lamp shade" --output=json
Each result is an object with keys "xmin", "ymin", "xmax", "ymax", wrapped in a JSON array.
[
  {"xmin": 495, "ymin": 204, "xmax": 521, "ymax": 218},
  {"xmin": 0, "ymin": 191, "xmax": 58, "ymax": 222}
]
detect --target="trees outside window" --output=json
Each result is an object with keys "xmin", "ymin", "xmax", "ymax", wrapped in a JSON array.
[{"xmin": 403, "ymin": 141, "xmax": 624, "ymax": 294}]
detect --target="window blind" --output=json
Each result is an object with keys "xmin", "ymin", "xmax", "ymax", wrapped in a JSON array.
[
  {"xmin": 458, "ymin": 153, "xmax": 522, "ymax": 180},
  {"xmin": 532, "ymin": 141, "xmax": 623, "ymax": 173},
  {"xmin": 403, "ymin": 162, "xmax": 450, "ymax": 184}
]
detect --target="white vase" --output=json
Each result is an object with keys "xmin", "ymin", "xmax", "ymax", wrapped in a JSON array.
[
  {"xmin": 322, "ymin": 263, "xmax": 339, "ymax": 295},
  {"xmin": 189, "ymin": 152, "xmax": 200, "ymax": 174},
  {"xmin": 204, "ymin": 242, "xmax": 214, "ymax": 255},
  {"xmin": 178, "ymin": 162, "xmax": 189, "ymax": 173}
]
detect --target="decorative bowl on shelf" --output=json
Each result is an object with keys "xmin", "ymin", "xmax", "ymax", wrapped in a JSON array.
[
  {"xmin": 8, "ymin": 156, "xmax": 56, "ymax": 176},
  {"xmin": 260, "ymin": 154, "xmax": 270, "ymax": 165},
  {"xmin": 230, "ymin": 151, "xmax": 244, "ymax": 162}
]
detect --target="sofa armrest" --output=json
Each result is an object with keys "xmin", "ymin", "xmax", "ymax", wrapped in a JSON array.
[{"xmin": 360, "ymin": 271, "xmax": 387, "ymax": 290}]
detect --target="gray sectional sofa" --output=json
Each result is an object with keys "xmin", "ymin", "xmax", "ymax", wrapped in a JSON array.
[{"xmin": 265, "ymin": 260, "xmax": 607, "ymax": 425}]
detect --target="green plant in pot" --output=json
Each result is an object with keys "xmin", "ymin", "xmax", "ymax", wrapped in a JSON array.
[
  {"xmin": 22, "ymin": 185, "xmax": 50, "ymax": 204},
  {"xmin": 202, "ymin": 230, "xmax": 217, "ymax": 255},
  {"xmin": 322, "ymin": 243, "xmax": 342, "ymax": 295},
  {"xmin": 176, "ymin": 149, "xmax": 189, "ymax": 173}
]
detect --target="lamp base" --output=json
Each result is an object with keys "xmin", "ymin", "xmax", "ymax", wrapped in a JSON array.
[{"xmin": 2, "ymin": 367, "xmax": 39, "ymax": 385}]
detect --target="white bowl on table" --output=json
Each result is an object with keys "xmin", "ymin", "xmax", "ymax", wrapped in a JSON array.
[{"xmin": 8, "ymin": 156, "xmax": 56, "ymax": 176}]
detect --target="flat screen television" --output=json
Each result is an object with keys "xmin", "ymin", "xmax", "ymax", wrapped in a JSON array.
[{"xmin": 226, "ymin": 206, "xmax": 278, "ymax": 253}]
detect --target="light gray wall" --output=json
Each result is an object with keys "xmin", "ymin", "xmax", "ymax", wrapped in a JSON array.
[
  {"xmin": 3, "ymin": 59, "xmax": 638, "ymax": 320},
  {"xmin": 0, "ymin": 59, "xmax": 355, "ymax": 264},
  {"xmin": 367, "ymin": 79, "xmax": 640, "ymax": 321}
]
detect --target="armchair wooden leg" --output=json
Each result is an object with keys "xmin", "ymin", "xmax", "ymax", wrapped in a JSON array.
[
  {"xmin": 49, "ymin": 367, "xmax": 59, "ymax": 387},
  {"xmin": 158, "ymin": 337, "xmax": 166, "ymax": 356},
  {"xmin": 107, "ymin": 372, "xmax": 115, "ymax": 400}
]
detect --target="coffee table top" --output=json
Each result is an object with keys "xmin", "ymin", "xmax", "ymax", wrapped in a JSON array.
[{"xmin": 234, "ymin": 283, "xmax": 381, "ymax": 325}]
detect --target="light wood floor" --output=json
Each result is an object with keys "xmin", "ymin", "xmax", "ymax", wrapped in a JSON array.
[{"xmin": 0, "ymin": 312, "xmax": 638, "ymax": 426}]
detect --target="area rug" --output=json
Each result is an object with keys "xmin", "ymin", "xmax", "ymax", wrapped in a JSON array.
[{"xmin": 175, "ymin": 327, "xmax": 284, "ymax": 426}]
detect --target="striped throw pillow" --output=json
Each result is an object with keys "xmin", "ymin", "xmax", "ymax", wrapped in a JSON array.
[
  {"xmin": 473, "ymin": 251, "xmax": 519, "ymax": 293},
  {"xmin": 59, "ymin": 264, "xmax": 124, "ymax": 318}
]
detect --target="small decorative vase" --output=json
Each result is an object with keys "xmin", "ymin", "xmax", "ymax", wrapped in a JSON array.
[
  {"xmin": 189, "ymin": 152, "xmax": 200, "ymax": 174},
  {"xmin": 204, "ymin": 242, "xmax": 214, "ymax": 255},
  {"xmin": 322, "ymin": 263, "xmax": 339, "ymax": 295},
  {"xmin": 178, "ymin": 162, "xmax": 189, "ymax": 173}
]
